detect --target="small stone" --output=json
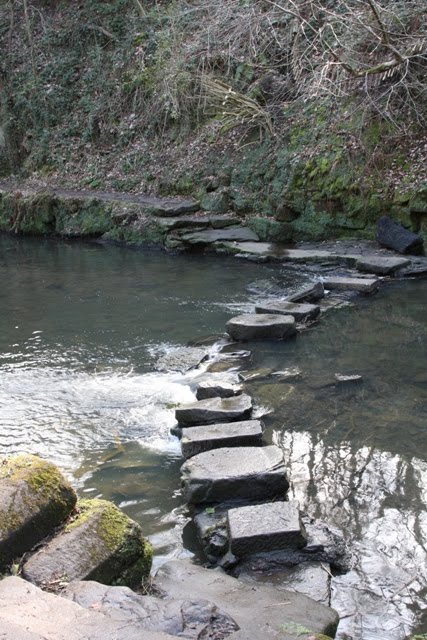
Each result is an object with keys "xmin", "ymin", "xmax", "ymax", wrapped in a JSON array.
[
  {"xmin": 227, "ymin": 501, "xmax": 307, "ymax": 557},
  {"xmin": 175, "ymin": 394, "xmax": 252, "ymax": 427},
  {"xmin": 255, "ymin": 301, "xmax": 320, "ymax": 322},
  {"xmin": 181, "ymin": 419, "xmax": 263, "ymax": 458},
  {"xmin": 323, "ymin": 276, "xmax": 379, "ymax": 293},
  {"xmin": 181, "ymin": 445, "xmax": 288, "ymax": 504},
  {"xmin": 22, "ymin": 498, "xmax": 152, "ymax": 589},
  {"xmin": 196, "ymin": 381, "xmax": 242, "ymax": 400},
  {"xmin": 226, "ymin": 314, "xmax": 296, "ymax": 341}
]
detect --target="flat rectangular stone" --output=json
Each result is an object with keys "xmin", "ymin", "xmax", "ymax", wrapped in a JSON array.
[
  {"xmin": 181, "ymin": 419, "xmax": 263, "ymax": 458},
  {"xmin": 175, "ymin": 394, "xmax": 252, "ymax": 426},
  {"xmin": 323, "ymin": 276, "xmax": 379, "ymax": 293},
  {"xmin": 354, "ymin": 255, "xmax": 410, "ymax": 275},
  {"xmin": 181, "ymin": 445, "xmax": 288, "ymax": 504},
  {"xmin": 226, "ymin": 313, "xmax": 296, "ymax": 341},
  {"xmin": 286, "ymin": 281, "xmax": 325, "ymax": 303},
  {"xmin": 180, "ymin": 227, "xmax": 259, "ymax": 244},
  {"xmin": 227, "ymin": 501, "xmax": 307, "ymax": 557},
  {"xmin": 196, "ymin": 380, "xmax": 242, "ymax": 400},
  {"xmin": 255, "ymin": 301, "xmax": 320, "ymax": 322}
]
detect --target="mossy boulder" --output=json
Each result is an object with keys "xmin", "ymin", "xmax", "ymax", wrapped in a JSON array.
[
  {"xmin": 0, "ymin": 454, "xmax": 77, "ymax": 572},
  {"xmin": 22, "ymin": 498, "xmax": 153, "ymax": 589}
]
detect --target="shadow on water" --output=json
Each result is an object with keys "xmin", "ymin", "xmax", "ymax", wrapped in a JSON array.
[{"xmin": 0, "ymin": 236, "xmax": 427, "ymax": 638}]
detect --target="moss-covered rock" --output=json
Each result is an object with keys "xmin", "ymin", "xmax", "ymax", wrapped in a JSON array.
[
  {"xmin": 0, "ymin": 454, "xmax": 77, "ymax": 572},
  {"xmin": 22, "ymin": 498, "xmax": 153, "ymax": 590}
]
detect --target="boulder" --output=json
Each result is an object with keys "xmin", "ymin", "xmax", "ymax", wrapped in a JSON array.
[
  {"xmin": 323, "ymin": 276, "xmax": 379, "ymax": 293},
  {"xmin": 22, "ymin": 498, "xmax": 152, "ymax": 589},
  {"xmin": 227, "ymin": 501, "xmax": 307, "ymax": 557},
  {"xmin": 181, "ymin": 445, "xmax": 288, "ymax": 504},
  {"xmin": 196, "ymin": 380, "xmax": 242, "ymax": 400},
  {"xmin": 255, "ymin": 301, "xmax": 320, "ymax": 322},
  {"xmin": 175, "ymin": 394, "xmax": 252, "ymax": 427},
  {"xmin": 226, "ymin": 314, "xmax": 296, "ymax": 341},
  {"xmin": 0, "ymin": 454, "xmax": 77, "ymax": 571},
  {"xmin": 0, "ymin": 576, "xmax": 171, "ymax": 640},
  {"xmin": 153, "ymin": 559, "xmax": 339, "ymax": 640},
  {"xmin": 181, "ymin": 419, "xmax": 263, "ymax": 458},
  {"xmin": 63, "ymin": 580, "xmax": 239, "ymax": 639},
  {"xmin": 376, "ymin": 215, "xmax": 424, "ymax": 254}
]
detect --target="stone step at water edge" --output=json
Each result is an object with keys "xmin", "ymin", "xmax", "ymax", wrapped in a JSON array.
[
  {"xmin": 175, "ymin": 394, "xmax": 252, "ymax": 427},
  {"xmin": 227, "ymin": 500, "xmax": 307, "ymax": 558},
  {"xmin": 234, "ymin": 560, "xmax": 332, "ymax": 608},
  {"xmin": 177, "ymin": 227, "xmax": 259, "ymax": 246},
  {"xmin": 196, "ymin": 380, "xmax": 243, "ymax": 400},
  {"xmin": 21, "ymin": 498, "xmax": 152, "ymax": 589},
  {"xmin": 181, "ymin": 419, "xmax": 264, "ymax": 459},
  {"xmin": 323, "ymin": 276, "xmax": 379, "ymax": 293},
  {"xmin": 62, "ymin": 579, "xmax": 239, "ymax": 639},
  {"xmin": 255, "ymin": 301, "xmax": 320, "ymax": 322},
  {"xmin": 153, "ymin": 559, "xmax": 339, "ymax": 640},
  {"xmin": 180, "ymin": 445, "xmax": 288, "ymax": 505},
  {"xmin": 226, "ymin": 314, "xmax": 296, "ymax": 341},
  {"xmin": 155, "ymin": 213, "xmax": 240, "ymax": 231}
]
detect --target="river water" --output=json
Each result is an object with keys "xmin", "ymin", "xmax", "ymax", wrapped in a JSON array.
[{"xmin": 0, "ymin": 235, "xmax": 426, "ymax": 639}]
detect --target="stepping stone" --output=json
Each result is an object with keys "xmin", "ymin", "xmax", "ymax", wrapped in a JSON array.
[
  {"xmin": 227, "ymin": 501, "xmax": 307, "ymax": 557},
  {"xmin": 175, "ymin": 394, "xmax": 252, "ymax": 426},
  {"xmin": 181, "ymin": 445, "xmax": 288, "ymax": 504},
  {"xmin": 181, "ymin": 419, "xmax": 263, "ymax": 458},
  {"xmin": 286, "ymin": 281, "xmax": 325, "ymax": 303},
  {"xmin": 354, "ymin": 255, "xmax": 410, "ymax": 275},
  {"xmin": 335, "ymin": 373, "xmax": 363, "ymax": 383},
  {"xmin": 323, "ymin": 276, "xmax": 379, "ymax": 293},
  {"xmin": 226, "ymin": 314, "xmax": 296, "ymax": 341},
  {"xmin": 196, "ymin": 380, "xmax": 242, "ymax": 400},
  {"xmin": 376, "ymin": 215, "xmax": 424, "ymax": 254},
  {"xmin": 255, "ymin": 301, "xmax": 320, "ymax": 322},
  {"xmin": 155, "ymin": 347, "xmax": 207, "ymax": 373}
]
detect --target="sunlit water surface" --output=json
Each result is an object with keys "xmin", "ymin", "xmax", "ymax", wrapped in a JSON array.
[{"xmin": 0, "ymin": 235, "xmax": 426, "ymax": 639}]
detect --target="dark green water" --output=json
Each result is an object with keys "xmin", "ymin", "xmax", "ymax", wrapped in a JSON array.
[{"xmin": 0, "ymin": 235, "xmax": 426, "ymax": 640}]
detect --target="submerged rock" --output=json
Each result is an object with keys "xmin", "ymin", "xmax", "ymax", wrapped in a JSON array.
[
  {"xmin": 175, "ymin": 394, "xmax": 252, "ymax": 426},
  {"xmin": 376, "ymin": 215, "xmax": 424, "ymax": 255},
  {"xmin": 153, "ymin": 559, "xmax": 339, "ymax": 639},
  {"xmin": 181, "ymin": 445, "xmax": 288, "ymax": 504},
  {"xmin": 63, "ymin": 580, "xmax": 239, "ymax": 639},
  {"xmin": 226, "ymin": 313, "xmax": 296, "ymax": 341},
  {"xmin": 22, "ymin": 498, "xmax": 152, "ymax": 589},
  {"xmin": 181, "ymin": 419, "xmax": 263, "ymax": 458},
  {"xmin": 227, "ymin": 501, "xmax": 307, "ymax": 557},
  {"xmin": 0, "ymin": 454, "xmax": 77, "ymax": 572}
]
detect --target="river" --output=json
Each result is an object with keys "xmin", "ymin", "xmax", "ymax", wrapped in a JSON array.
[{"xmin": 0, "ymin": 235, "xmax": 426, "ymax": 639}]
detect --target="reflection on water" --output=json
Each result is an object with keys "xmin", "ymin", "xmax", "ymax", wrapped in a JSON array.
[{"xmin": 0, "ymin": 236, "xmax": 427, "ymax": 639}]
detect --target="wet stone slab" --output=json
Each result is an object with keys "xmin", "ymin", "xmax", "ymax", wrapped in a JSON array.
[
  {"xmin": 323, "ymin": 276, "xmax": 379, "ymax": 293},
  {"xmin": 196, "ymin": 380, "xmax": 242, "ymax": 400},
  {"xmin": 286, "ymin": 281, "xmax": 325, "ymax": 303},
  {"xmin": 226, "ymin": 314, "xmax": 296, "ymax": 341},
  {"xmin": 181, "ymin": 445, "xmax": 288, "ymax": 504},
  {"xmin": 255, "ymin": 301, "xmax": 320, "ymax": 322},
  {"xmin": 353, "ymin": 255, "xmax": 410, "ymax": 275},
  {"xmin": 175, "ymin": 394, "xmax": 252, "ymax": 426},
  {"xmin": 181, "ymin": 419, "xmax": 263, "ymax": 459},
  {"xmin": 227, "ymin": 501, "xmax": 307, "ymax": 557}
]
